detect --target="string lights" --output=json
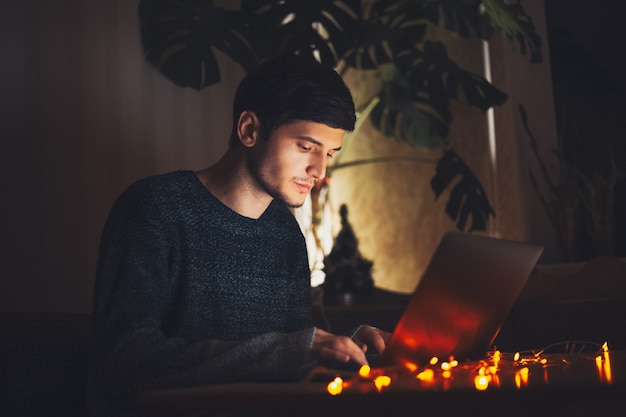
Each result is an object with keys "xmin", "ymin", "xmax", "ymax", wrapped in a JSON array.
[{"xmin": 323, "ymin": 341, "xmax": 614, "ymax": 395}]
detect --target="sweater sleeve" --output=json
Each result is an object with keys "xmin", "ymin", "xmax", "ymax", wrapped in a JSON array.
[
  {"xmin": 87, "ymin": 182, "xmax": 317, "ymax": 415},
  {"xmin": 88, "ymin": 325, "xmax": 317, "ymax": 415}
]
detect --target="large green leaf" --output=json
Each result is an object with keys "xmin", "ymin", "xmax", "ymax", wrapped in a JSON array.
[
  {"xmin": 343, "ymin": 0, "xmax": 429, "ymax": 69},
  {"xmin": 481, "ymin": 0, "xmax": 542, "ymax": 63},
  {"xmin": 431, "ymin": 149, "xmax": 495, "ymax": 231},
  {"xmin": 243, "ymin": 0, "xmax": 361, "ymax": 67},
  {"xmin": 139, "ymin": 0, "xmax": 262, "ymax": 89},
  {"xmin": 399, "ymin": 42, "xmax": 507, "ymax": 111},
  {"xmin": 370, "ymin": 65, "xmax": 451, "ymax": 148},
  {"xmin": 368, "ymin": 41, "xmax": 506, "ymax": 147},
  {"xmin": 410, "ymin": 0, "xmax": 492, "ymax": 39}
]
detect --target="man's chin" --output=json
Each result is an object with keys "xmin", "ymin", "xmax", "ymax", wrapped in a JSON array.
[
  {"xmin": 271, "ymin": 190, "xmax": 307, "ymax": 209},
  {"xmin": 281, "ymin": 194, "xmax": 306, "ymax": 209},
  {"xmin": 285, "ymin": 200, "xmax": 305, "ymax": 209}
]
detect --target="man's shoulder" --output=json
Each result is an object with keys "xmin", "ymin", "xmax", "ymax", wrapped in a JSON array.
[
  {"xmin": 132, "ymin": 169, "xmax": 194, "ymax": 188},
  {"xmin": 109, "ymin": 170, "xmax": 197, "ymax": 213},
  {"xmin": 120, "ymin": 170, "xmax": 194, "ymax": 198}
]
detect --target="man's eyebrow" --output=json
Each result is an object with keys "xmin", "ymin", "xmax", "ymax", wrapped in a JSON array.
[{"xmin": 298, "ymin": 136, "xmax": 342, "ymax": 152}]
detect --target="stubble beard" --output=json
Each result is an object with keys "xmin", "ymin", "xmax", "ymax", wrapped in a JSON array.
[
  {"xmin": 270, "ymin": 178, "xmax": 307, "ymax": 208},
  {"xmin": 248, "ymin": 160, "xmax": 307, "ymax": 209}
]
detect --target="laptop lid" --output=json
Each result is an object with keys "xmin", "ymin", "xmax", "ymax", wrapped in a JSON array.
[{"xmin": 376, "ymin": 231, "xmax": 543, "ymax": 370}]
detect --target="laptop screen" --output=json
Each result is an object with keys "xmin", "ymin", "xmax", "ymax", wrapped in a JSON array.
[{"xmin": 376, "ymin": 231, "xmax": 543, "ymax": 370}]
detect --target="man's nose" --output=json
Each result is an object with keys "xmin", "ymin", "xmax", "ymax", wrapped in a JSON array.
[{"xmin": 308, "ymin": 155, "xmax": 327, "ymax": 180}]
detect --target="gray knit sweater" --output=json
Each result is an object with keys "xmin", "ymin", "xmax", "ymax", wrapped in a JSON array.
[{"xmin": 87, "ymin": 170, "xmax": 317, "ymax": 416}]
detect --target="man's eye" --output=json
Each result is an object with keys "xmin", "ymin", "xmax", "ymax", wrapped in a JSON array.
[
  {"xmin": 327, "ymin": 153, "xmax": 334, "ymax": 159},
  {"xmin": 299, "ymin": 144, "xmax": 312, "ymax": 151}
]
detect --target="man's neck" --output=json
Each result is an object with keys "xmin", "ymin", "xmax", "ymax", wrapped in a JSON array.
[{"xmin": 195, "ymin": 150, "xmax": 272, "ymax": 219}]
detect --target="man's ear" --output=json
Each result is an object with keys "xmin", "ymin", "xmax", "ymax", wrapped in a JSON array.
[{"xmin": 236, "ymin": 110, "xmax": 260, "ymax": 148}]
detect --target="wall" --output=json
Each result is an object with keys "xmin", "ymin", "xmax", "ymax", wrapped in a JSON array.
[
  {"xmin": 489, "ymin": 0, "xmax": 560, "ymax": 260},
  {"xmin": 0, "ymin": 0, "xmax": 245, "ymax": 313}
]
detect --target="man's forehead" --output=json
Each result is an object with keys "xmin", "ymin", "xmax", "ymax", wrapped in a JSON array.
[{"xmin": 275, "ymin": 120, "xmax": 345, "ymax": 148}]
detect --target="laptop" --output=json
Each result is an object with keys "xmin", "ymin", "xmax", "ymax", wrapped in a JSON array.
[{"xmin": 372, "ymin": 231, "xmax": 544, "ymax": 370}]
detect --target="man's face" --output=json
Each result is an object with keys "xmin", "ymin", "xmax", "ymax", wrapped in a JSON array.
[{"xmin": 248, "ymin": 120, "xmax": 345, "ymax": 208}]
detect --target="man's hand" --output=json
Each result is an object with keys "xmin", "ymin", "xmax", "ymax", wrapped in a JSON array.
[
  {"xmin": 311, "ymin": 326, "xmax": 391, "ymax": 366},
  {"xmin": 353, "ymin": 325, "xmax": 391, "ymax": 357}
]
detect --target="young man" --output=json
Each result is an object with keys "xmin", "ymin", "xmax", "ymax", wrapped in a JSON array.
[{"xmin": 87, "ymin": 53, "xmax": 390, "ymax": 416}]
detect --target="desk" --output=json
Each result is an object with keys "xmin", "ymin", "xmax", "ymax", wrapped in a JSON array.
[{"xmin": 136, "ymin": 348, "xmax": 626, "ymax": 416}]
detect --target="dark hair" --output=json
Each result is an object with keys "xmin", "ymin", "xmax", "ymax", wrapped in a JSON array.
[{"xmin": 229, "ymin": 53, "xmax": 356, "ymax": 147}]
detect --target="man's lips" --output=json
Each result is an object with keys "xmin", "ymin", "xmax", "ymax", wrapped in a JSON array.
[{"xmin": 295, "ymin": 182, "xmax": 314, "ymax": 193}]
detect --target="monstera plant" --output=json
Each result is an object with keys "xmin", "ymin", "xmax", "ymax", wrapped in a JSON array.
[{"xmin": 138, "ymin": 0, "xmax": 541, "ymax": 232}]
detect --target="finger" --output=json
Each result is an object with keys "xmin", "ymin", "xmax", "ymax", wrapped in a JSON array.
[
  {"xmin": 322, "ymin": 347, "xmax": 351, "ymax": 363},
  {"xmin": 367, "ymin": 327, "xmax": 388, "ymax": 355},
  {"xmin": 323, "ymin": 344, "xmax": 367, "ymax": 365},
  {"xmin": 380, "ymin": 330, "xmax": 392, "ymax": 343},
  {"xmin": 337, "ymin": 339, "xmax": 369, "ymax": 365},
  {"xmin": 312, "ymin": 329, "xmax": 368, "ymax": 364},
  {"xmin": 349, "ymin": 349, "xmax": 368, "ymax": 366},
  {"xmin": 356, "ymin": 326, "xmax": 386, "ymax": 355}
]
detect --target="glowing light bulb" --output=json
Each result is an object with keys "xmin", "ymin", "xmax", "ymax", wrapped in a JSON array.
[
  {"xmin": 358, "ymin": 364, "xmax": 371, "ymax": 378},
  {"xmin": 416, "ymin": 368, "xmax": 434, "ymax": 381},
  {"xmin": 403, "ymin": 361, "xmax": 419, "ymax": 373},
  {"xmin": 327, "ymin": 377, "xmax": 343, "ymax": 395},
  {"xmin": 429, "ymin": 356, "xmax": 439, "ymax": 365},
  {"xmin": 603, "ymin": 347, "xmax": 613, "ymax": 383},
  {"xmin": 474, "ymin": 374, "xmax": 489, "ymax": 390},
  {"xmin": 374, "ymin": 375, "xmax": 391, "ymax": 392},
  {"xmin": 514, "ymin": 367, "xmax": 529, "ymax": 389}
]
